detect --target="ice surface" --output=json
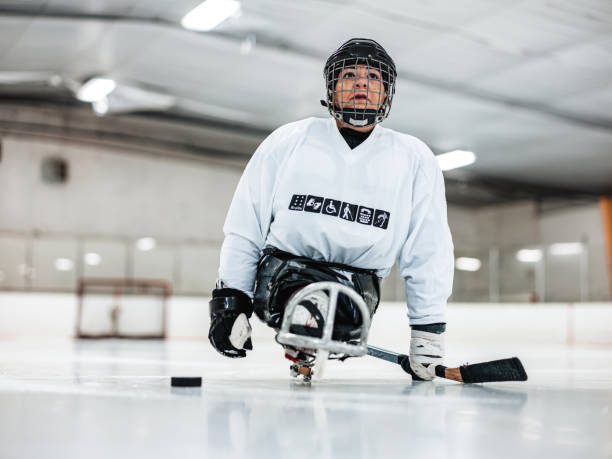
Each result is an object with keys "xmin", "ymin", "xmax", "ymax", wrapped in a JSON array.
[{"xmin": 0, "ymin": 335, "xmax": 611, "ymax": 459}]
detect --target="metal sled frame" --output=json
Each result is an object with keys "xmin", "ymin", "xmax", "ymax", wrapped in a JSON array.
[{"xmin": 276, "ymin": 281, "xmax": 371, "ymax": 357}]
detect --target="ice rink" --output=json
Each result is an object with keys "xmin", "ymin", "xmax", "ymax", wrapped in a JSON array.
[
  {"xmin": 1, "ymin": 333, "xmax": 611, "ymax": 459},
  {"xmin": 1, "ymin": 3, "xmax": 612, "ymax": 457}
]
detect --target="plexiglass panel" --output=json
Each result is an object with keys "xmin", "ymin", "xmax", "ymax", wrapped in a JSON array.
[
  {"xmin": 82, "ymin": 239, "xmax": 128, "ymax": 279},
  {"xmin": 0, "ymin": 235, "xmax": 28, "ymax": 289},
  {"xmin": 499, "ymin": 247, "xmax": 539, "ymax": 302},
  {"xmin": 31, "ymin": 237, "xmax": 78, "ymax": 290},
  {"xmin": 0, "ymin": 232, "xmax": 607, "ymax": 302},
  {"xmin": 132, "ymin": 242, "xmax": 174, "ymax": 281},
  {"xmin": 177, "ymin": 244, "xmax": 220, "ymax": 295},
  {"xmin": 544, "ymin": 243, "xmax": 581, "ymax": 302},
  {"xmin": 452, "ymin": 251, "xmax": 490, "ymax": 302}
]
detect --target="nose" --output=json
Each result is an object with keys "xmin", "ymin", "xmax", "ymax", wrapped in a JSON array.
[{"xmin": 355, "ymin": 75, "xmax": 368, "ymax": 89}]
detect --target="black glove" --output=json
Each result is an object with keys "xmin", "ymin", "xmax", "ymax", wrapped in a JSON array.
[{"xmin": 208, "ymin": 288, "xmax": 254, "ymax": 358}]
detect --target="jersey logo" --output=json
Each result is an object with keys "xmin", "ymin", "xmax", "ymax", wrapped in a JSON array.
[
  {"xmin": 357, "ymin": 206, "xmax": 374, "ymax": 225},
  {"xmin": 340, "ymin": 202, "xmax": 357, "ymax": 221},
  {"xmin": 289, "ymin": 194, "xmax": 306, "ymax": 210},
  {"xmin": 304, "ymin": 195, "xmax": 324, "ymax": 213},
  {"xmin": 322, "ymin": 198, "xmax": 341, "ymax": 216},
  {"xmin": 373, "ymin": 210, "xmax": 390, "ymax": 229},
  {"xmin": 289, "ymin": 194, "xmax": 389, "ymax": 230}
]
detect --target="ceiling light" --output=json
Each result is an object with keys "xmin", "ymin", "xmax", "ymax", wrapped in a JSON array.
[
  {"xmin": 455, "ymin": 257, "xmax": 482, "ymax": 272},
  {"xmin": 240, "ymin": 34, "xmax": 256, "ymax": 55},
  {"xmin": 55, "ymin": 258, "xmax": 74, "ymax": 272},
  {"xmin": 76, "ymin": 78, "xmax": 116, "ymax": 102},
  {"xmin": 516, "ymin": 249, "xmax": 542, "ymax": 263},
  {"xmin": 84, "ymin": 253, "xmax": 101, "ymax": 266},
  {"xmin": 93, "ymin": 97, "xmax": 109, "ymax": 115},
  {"xmin": 436, "ymin": 150, "xmax": 476, "ymax": 171},
  {"xmin": 181, "ymin": 0, "xmax": 241, "ymax": 31},
  {"xmin": 548, "ymin": 242, "xmax": 582, "ymax": 256},
  {"xmin": 48, "ymin": 74, "xmax": 63, "ymax": 87},
  {"xmin": 99, "ymin": 85, "xmax": 175, "ymax": 115},
  {"xmin": 0, "ymin": 71, "xmax": 55, "ymax": 84},
  {"xmin": 136, "ymin": 237, "xmax": 156, "ymax": 251}
]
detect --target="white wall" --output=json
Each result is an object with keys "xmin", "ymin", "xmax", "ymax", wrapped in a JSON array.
[
  {"xmin": 0, "ymin": 135, "xmax": 609, "ymax": 301},
  {"xmin": 0, "ymin": 136, "xmax": 241, "ymax": 240},
  {"xmin": 448, "ymin": 200, "xmax": 610, "ymax": 301},
  {"xmin": 477, "ymin": 201, "xmax": 540, "ymax": 248},
  {"xmin": 0, "ymin": 292, "xmax": 610, "ymax": 346}
]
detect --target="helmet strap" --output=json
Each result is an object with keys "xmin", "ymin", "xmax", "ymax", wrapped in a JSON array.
[{"xmin": 339, "ymin": 109, "xmax": 377, "ymax": 127}]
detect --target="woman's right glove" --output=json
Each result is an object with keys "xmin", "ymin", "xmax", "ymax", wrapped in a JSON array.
[{"xmin": 208, "ymin": 288, "xmax": 253, "ymax": 358}]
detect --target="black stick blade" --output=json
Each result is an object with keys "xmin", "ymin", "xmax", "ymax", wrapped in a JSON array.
[{"xmin": 459, "ymin": 357, "xmax": 527, "ymax": 383}]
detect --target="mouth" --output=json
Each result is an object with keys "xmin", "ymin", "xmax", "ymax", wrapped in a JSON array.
[{"xmin": 353, "ymin": 94, "xmax": 368, "ymax": 101}]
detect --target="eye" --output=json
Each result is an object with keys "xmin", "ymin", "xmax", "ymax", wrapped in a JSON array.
[
  {"xmin": 342, "ymin": 71, "xmax": 356, "ymax": 79},
  {"xmin": 368, "ymin": 72, "xmax": 380, "ymax": 80}
]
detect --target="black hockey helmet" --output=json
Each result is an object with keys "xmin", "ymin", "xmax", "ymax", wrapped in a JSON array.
[{"xmin": 322, "ymin": 38, "xmax": 397, "ymax": 128}]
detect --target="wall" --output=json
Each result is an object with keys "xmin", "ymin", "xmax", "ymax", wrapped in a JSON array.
[
  {"xmin": 448, "ymin": 200, "xmax": 610, "ymax": 302},
  {"xmin": 539, "ymin": 203, "xmax": 609, "ymax": 301},
  {"xmin": 0, "ymin": 134, "xmax": 609, "ymax": 301},
  {"xmin": 0, "ymin": 135, "xmax": 246, "ymax": 294},
  {"xmin": 0, "ymin": 292, "xmax": 610, "ymax": 346},
  {"xmin": 0, "ymin": 136, "xmax": 241, "ymax": 240}
]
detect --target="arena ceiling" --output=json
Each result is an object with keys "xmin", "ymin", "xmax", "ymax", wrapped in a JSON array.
[{"xmin": 0, "ymin": 0, "xmax": 611, "ymax": 204}]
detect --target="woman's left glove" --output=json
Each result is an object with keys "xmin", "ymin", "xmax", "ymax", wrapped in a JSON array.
[
  {"xmin": 208, "ymin": 288, "xmax": 253, "ymax": 358},
  {"xmin": 407, "ymin": 323, "xmax": 445, "ymax": 381}
]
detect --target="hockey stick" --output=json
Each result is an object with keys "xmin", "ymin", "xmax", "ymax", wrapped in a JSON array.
[{"xmin": 367, "ymin": 345, "xmax": 528, "ymax": 383}]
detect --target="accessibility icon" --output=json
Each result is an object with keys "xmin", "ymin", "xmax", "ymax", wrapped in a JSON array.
[
  {"xmin": 322, "ymin": 198, "xmax": 341, "ymax": 217},
  {"xmin": 357, "ymin": 206, "xmax": 374, "ymax": 225},
  {"xmin": 340, "ymin": 202, "xmax": 358, "ymax": 222},
  {"xmin": 373, "ymin": 209, "xmax": 390, "ymax": 229},
  {"xmin": 304, "ymin": 195, "xmax": 324, "ymax": 213}
]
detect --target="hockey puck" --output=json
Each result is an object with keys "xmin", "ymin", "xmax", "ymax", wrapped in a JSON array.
[{"xmin": 171, "ymin": 376, "xmax": 202, "ymax": 387}]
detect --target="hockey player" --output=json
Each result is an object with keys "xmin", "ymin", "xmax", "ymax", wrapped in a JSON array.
[{"xmin": 208, "ymin": 38, "xmax": 454, "ymax": 381}]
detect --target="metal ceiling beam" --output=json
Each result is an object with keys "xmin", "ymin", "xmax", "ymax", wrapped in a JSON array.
[
  {"xmin": 0, "ymin": 100, "xmax": 263, "ymax": 166},
  {"xmin": 1, "ymin": 7, "xmax": 611, "ymax": 132},
  {"xmin": 0, "ymin": 100, "xmax": 606, "ymax": 204}
]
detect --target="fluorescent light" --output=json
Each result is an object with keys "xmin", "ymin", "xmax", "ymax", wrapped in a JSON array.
[
  {"xmin": 0, "ymin": 71, "xmax": 55, "ymax": 84},
  {"xmin": 240, "ymin": 34, "xmax": 256, "ymax": 55},
  {"xmin": 548, "ymin": 242, "xmax": 582, "ymax": 256},
  {"xmin": 455, "ymin": 257, "xmax": 482, "ymax": 272},
  {"xmin": 55, "ymin": 258, "xmax": 74, "ymax": 271},
  {"xmin": 76, "ymin": 78, "xmax": 116, "ymax": 102},
  {"xmin": 84, "ymin": 252, "xmax": 101, "ymax": 266},
  {"xmin": 48, "ymin": 74, "xmax": 63, "ymax": 87},
  {"xmin": 181, "ymin": 0, "xmax": 241, "ymax": 31},
  {"xmin": 516, "ymin": 249, "xmax": 542, "ymax": 263},
  {"xmin": 93, "ymin": 97, "xmax": 109, "ymax": 115},
  {"xmin": 136, "ymin": 237, "xmax": 156, "ymax": 251},
  {"xmin": 436, "ymin": 150, "xmax": 476, "ymax": 171}
]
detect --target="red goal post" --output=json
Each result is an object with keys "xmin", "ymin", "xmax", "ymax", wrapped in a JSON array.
[{"xmin": 75, "ymin": 278, "xmax": 172, "ymax": 339}]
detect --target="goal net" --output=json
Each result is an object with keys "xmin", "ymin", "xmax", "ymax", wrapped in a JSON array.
[{"xmin": 75, "ymin": 278, "xmax": 171, "ymax": 339}]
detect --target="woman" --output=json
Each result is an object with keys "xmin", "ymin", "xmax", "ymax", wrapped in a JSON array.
[{"xmin": 208, "ymin": 38, "xmax": 454, "ymax": 381}]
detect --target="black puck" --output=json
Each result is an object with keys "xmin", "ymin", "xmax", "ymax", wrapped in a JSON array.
[{"xmin": 171, "ymin": 376, "xmax": 202, "ymax": 387}]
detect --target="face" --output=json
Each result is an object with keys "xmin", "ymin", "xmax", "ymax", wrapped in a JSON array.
[{"xmin": 333, "ymin": 65, "xmax": 387, "ymax": 111}]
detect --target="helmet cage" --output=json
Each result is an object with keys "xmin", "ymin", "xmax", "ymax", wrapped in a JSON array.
[{"xmin": 324, "ymin": 49, "xmax": 396, "ymax": 128}]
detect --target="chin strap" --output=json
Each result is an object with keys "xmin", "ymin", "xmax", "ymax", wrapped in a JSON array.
[{"xmin": 321, "ymin": 100, "xmax": 383, "ymax": 128}]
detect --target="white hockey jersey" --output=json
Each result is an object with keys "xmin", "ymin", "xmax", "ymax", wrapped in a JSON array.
[{"xmin": 219, "ymin": 117, "xmax": 454, "ymax": 325}]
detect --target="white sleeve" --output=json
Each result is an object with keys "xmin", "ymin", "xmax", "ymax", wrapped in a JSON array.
[
  {"xmin": 398, "ymin": 151, "xmax": 454, "ymax": 325},
  {"xmin": 218, "ymin": 133, "xmax": 281, "ymax": 295}
]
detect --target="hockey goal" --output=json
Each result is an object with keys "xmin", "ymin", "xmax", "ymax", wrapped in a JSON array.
[{"xmin": 75, "ymin": 278, "xmax": 172, "ymax": 339}]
